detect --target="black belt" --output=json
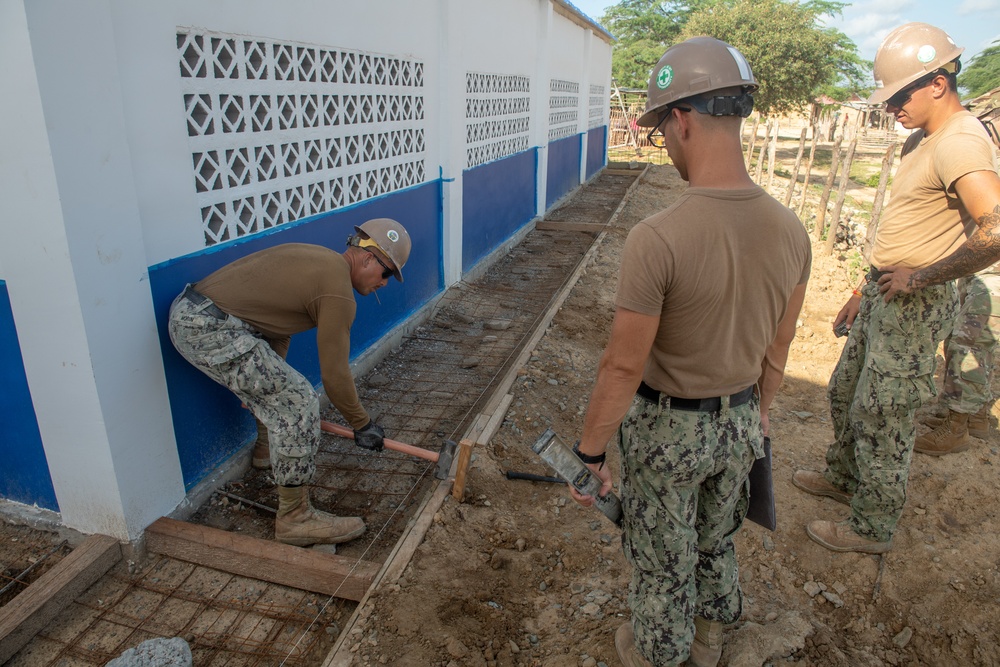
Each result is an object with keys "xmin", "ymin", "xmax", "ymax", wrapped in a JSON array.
[
  {"xmin": 183, "ymin": 285, "xmax": 227, "ymax": 319},
  {"xmin": 866, "ymin": 267, "xmax": 885, "ymax": 283},
  {"xmin": 636, "ymin": 381, "xmax": 754, "ymax": 412}
]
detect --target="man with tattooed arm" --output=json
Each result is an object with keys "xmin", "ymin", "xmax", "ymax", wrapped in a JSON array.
[{"xmin": 793, "ymin": 22, "xmax": 1000, "ymax": 553}]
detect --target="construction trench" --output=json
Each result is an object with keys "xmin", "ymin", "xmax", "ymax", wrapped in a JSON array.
[{"xmin": 0, "ymin": 166, "xmax": 643, "ymax": 667}]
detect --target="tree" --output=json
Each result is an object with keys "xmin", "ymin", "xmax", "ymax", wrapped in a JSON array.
[
  {"xmin": 601, "ymin": 0, "xmax": 716, "ymax": 88},
  {"xmin": 959, "ymin": 41, "xmax": 1000, "ymax": 99},
  {"xmin": 680, "ymin": 0, "xmax": 861, "ymax": 115}
]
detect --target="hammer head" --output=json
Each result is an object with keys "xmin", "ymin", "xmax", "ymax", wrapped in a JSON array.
[{"xmin": 435, "ymin": 440, "xmax": 457, "ymax": 479}]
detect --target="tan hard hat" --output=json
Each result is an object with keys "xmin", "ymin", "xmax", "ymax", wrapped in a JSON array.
[
  {"xmin": 869, "ymin": 22, "xmax": 964, "ymax": 105},
  {"xmin": 637, "ymin": 37, "xmax": 758, "ymax": 127},
  {"xmin": 354, "ymin": 218, "xmax": 411, "ymax": 282}
]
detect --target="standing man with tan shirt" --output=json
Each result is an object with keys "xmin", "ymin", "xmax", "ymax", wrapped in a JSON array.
[
  {"xmin": 168, "ymin": 218, "xmax": 410, "ymax": 547},
  {"xmin": 567, "ymin": 38, "xmax": 811, "ymax": 667},
  {"xmin": 794, "ymin": 22, "xmax": 1000, "ymax": 554}
]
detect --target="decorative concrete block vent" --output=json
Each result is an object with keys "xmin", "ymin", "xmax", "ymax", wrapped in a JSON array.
[
  {"xmin": 176, "ymin": 30, "xmax": 427, "ymax": 246},
  {"xmin": 465, "ymin": 72, "xmax": 532, "ymax": 169},
  {"xmin": 548, "ymin": 78, "xmax": 580, "ymax": 142}
]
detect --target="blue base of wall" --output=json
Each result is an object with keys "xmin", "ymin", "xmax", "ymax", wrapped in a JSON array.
[
  {"xmin": 148, "ymin": 182, "xmax": 443, "ymax": 489},
  {"xmin": 586, "ymin": 126, "xmax": 607, "ymax": 180},
  {"xmin": 0, "ymin": 280, "xmax": 59, "ymax": 510},
  {"xmin": 546, "ymin": 135, "xmax": 582, "ymax": 209},
  {"xmin": 462, "ymin": 150, "xmax": 538, "ymax": 273}
]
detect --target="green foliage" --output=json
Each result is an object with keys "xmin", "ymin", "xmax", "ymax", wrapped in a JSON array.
[
  {"xmin": 681, "ymin": 0, "xmax": 855, "ymax": 115},
  {"xmin": 603, "ymin": 0, "xmax": 867, "ymax": 109},
  {"xmin": 959, "ymin": 41, "xmax": 1000, "ymax": 99}
]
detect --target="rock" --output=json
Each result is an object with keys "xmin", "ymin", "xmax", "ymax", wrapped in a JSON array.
[
  {"xmin": 106, "ymin": 638, "xmax": 193, "ymax": 667},
  {"xmin": 821, "ymin": 591, "xmax": 844, "ymax": 607},
  {"xmin": 509, "ymin": 639, "xmax": 520, "ymax": 654},
  {"xmin": 485, "ymin": 320, "xmax": 512, "ymax": 330},
  {"xmin": 446, "ymin": 636, "xmax": 469, "ymax": 659},
  {"xmin": 803, "ymin": 581, "xmax": 822, "ymax": 597},
  {"xmin": 515, "ymin": 538, "xmax": 527, "ymax": 552},
  {"xmin": 765, "ymin": 611, "xmax": 778, "ymax": 622},
  {"xmin": 581, "ymin": 602, "xmax": 601, "ymax": 616},
  {"xmin": 461, "ymin": 357, "xmax": 480, "ymax": 369},
  {"xmin": 582, "ymin": 658, "xmax": 597, "ymax": 667},
  {"xmin": 892, "ymin": 627, "xmax": 913, "ymax": 648}
]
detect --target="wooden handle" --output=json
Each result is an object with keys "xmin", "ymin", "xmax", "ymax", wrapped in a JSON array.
[{"xmin": 320, "ymin": 421, "xmax": 439, "ymax": 463}]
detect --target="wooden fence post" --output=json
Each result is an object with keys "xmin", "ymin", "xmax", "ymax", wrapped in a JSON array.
[
  {"xmin": 754, "ymin": 120, "xmax": 771, "ymax": 183},
  {"xmin": 866, "ymin": 142, "xmax": 898, "ymax": 252},
  {"xmin": 745, "ymin": 115, "xmax": 760, "ymax": 167},
  {"xmin": 797, "ymin": 123, "xmax": 820, "ymax": 217},
  {"xmin": 824, "ymin": 136, "xmax": 859, "ymax": 255},
  {"xmin": 813, "ymin": 134, "xmax": 843, "ymax": 241},
  {"xmin": 766, "ymin": 120, "xmax": 779, "ymax": 191},
  {"xmin": 785, "ymin": 127, "xmax": 808, "ymax": 208}
]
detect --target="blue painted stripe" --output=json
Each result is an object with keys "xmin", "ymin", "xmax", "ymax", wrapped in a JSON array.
[
  {"xmin": 586, "ymin": 126, "xmax": 607, "ymax": 180},
  {"xmin": 0, "ymin": 280, "xmax": 59, "ymax": 510},
  {"xmin": 546, "ymin": 134, "xmax": 582, "ymax": 209},
  {"xmin": 462, "ymin": 149, "xmax": 538, "ymax": 273}
]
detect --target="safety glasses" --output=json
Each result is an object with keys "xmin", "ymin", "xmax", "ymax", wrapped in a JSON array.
[{"xmin": 366, "ymin": 250, "xmax": 394, "ymax": 280}]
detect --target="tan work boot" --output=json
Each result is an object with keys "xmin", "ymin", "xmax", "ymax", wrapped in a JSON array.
[
  {"xmin": 791, "ymin": 470, "xmax": 852, "ymax": 505},
  {"xmin": 687, "ymin": 616, "xmax": 723, "ymax": 667},
  {"xmin": 252, "ymin": 418, "xmax": 271, "ymax": 470},
  {"xmin": 919, "ymin": 404, "xmax": 949, "ymax": 427},
  {"xmin": 914, "ymin": 410, "xmax": 970, "ymax": 456},
  {"xmin": 275, "ymin": 486, "xmax": 365, "ymax": 547},
  {"xmin": 806, "ymin": 520, "xmax": 891, "ymax": 554},
  {"xmin": 968, "ymin": 405, "xmax": 992, "ymax": 439},
  {"xmin": 615, "ymin": 622, "xmax": 654, "ymax": 667}
]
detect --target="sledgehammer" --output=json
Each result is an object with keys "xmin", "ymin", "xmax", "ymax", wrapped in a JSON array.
[{"xmin": 320, "ymin": 421, "xmax": 457, "ymax": 480}]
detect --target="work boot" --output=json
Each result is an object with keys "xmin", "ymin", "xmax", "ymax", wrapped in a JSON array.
[
  {"xmin": 274, "ymin": 485, "xmax": 365, "ymax": 547},
  {"xmin": 687, "ymin": 616, "xmax": 723, "ymax": 667},
  {"xmin": 615, "ymin": 622, "xmax": 654, "ymax": 667},
  {"xmin": 914, "ymin": 411, "xmax": 970, "ymax": 456},
  {"xmin": 806, "ymin": 520, "xmax": 891, "ymax": 554},
  {"xmin": 968, "ymin": 405, "xmax": 992, "ymax": 439},
  {"xmin": 791, "ymin": 470, "xmax": 852, "ymax": 505},
  {"xmin": 252, "ymin": 418, "xmax": 271, "ymax": 470}
]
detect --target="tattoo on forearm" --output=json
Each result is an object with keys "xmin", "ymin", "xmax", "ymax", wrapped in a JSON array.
[{"xmin": 914, "ymin": 204, "xmax": 1000, "ymax": 287}]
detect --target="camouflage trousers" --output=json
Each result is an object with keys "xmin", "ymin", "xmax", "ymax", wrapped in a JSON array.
[
  {"xmin": 168, "ymin": 289, "xmax": 318, "ymax": 486},
  {"xmin": 826, "ymin": 279, "xmax": 957, "ymax": 542},
  {"xmin": 618, "ymin": 390, "xmax": 762, "ymax": 666},
  {"xmin": 940, "ymin": 274, "xmax": 1000, "ymax": 414}
]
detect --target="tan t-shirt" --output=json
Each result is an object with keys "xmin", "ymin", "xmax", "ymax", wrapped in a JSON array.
[
  {"xmin": 195, "ymin": 243, "xmax": 368, "ymax": 429},
  {"xmin": 870, "ymin": 111, "xmax": 998, "ymax": 269},
  {"xmin": 617, "ymin": 186, "xmax": 812, "ymax": 398}
]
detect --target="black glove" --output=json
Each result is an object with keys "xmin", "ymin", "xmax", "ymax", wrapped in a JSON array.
[{"xmin": 354, "ymin": 421, "xmax": 385, "ymax": 451}]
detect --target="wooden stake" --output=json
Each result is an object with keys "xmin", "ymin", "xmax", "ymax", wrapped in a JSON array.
[
  {"xmin": 451, "ymin": 439, "xmax": 476, "ymax": 501},
  {"xmin": 766, "ymin": 120, "xmax": 779, "ymax": 191},
  {"xmin": 866, "ymin": 142, "xmax": 898, "ymax": 253},
  {"xmin": 785, "ymin": 127, "xmax": 808, "ymax": 208},
  {"xmin": 825, "ymin": 136, "xmax": 859, "ymax": 255},
  {"xmin": 798, "ymin": 124, "xmax": 820, "ymax": 217},
  {"xmin": 813, "ymin": 135, "xmax": 843, "ymax": 241},
  {"xmin": 754, "ymin": 120, "xmax": 770, "ymax": 183},
  {"xmin": 745, "ymin": 115, "xmax": 760, "ymax": 167}
]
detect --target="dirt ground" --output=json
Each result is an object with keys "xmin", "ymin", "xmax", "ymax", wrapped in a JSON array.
[{"xmin": 345, "ymin": 164, "xmax": 1000, "ymax": 667}]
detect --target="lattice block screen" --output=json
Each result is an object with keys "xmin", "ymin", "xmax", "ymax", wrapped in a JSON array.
[
  {"xmin": 178, "ymin": 30, "xmax": 427, "ymax": 245},
  {"xmin": 465, "ymin": 73, "xmax": 531, "ymax": 169},
  {"xmin": 548, "ymin": 79, "xmax": 579, "ymax": 142},
  {"xmin": 589, "ymin": 84, "xmax": 606, "ymax": 129}
]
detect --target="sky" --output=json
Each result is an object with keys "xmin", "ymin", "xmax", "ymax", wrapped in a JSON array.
[{"xmin": 569, "ymin": 0, "xmax": 1000, "ymax": 62}]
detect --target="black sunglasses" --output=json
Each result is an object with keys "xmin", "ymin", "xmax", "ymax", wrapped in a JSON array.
[
  {"xmin": 646, "ymin": 106, "xmax": 692, "ymax": 148},
  {"xmin": 885, "ymin": 72, "xmax": 939, "ymax": 109},
  {"xmin": 366, "ymin": 250, "xmax": 394, "ymax": 279}
]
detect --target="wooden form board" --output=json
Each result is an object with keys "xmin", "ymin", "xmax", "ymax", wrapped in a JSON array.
[
  {"xmin": 144, "ymin": 518, "xmax": 379, "ymax": 601},
  {"xmin": 0, "ymin": 534, "xmax": 121, "ymax": 664}
]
